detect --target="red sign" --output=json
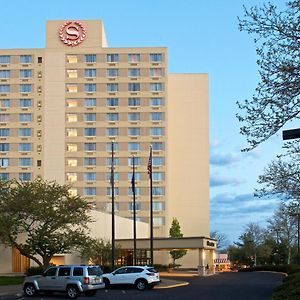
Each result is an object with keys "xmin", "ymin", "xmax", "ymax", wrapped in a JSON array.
[{"xmin": 59, "ymin": 21, "xmax": 86, "ymax": 47}]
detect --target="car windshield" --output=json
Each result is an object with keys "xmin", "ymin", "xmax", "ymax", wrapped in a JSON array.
[
  {"xmin": 87, "ymin": 266, "xmax": 103, "ymax": 276},
  {"xmin": 146, "ymin": 268, "xmax": 157, "ymax": 273}
]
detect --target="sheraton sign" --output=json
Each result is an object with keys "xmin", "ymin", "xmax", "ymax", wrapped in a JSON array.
[{"xmin": 59, "ymin": 21, "xmax": 86, "ymax": 47}]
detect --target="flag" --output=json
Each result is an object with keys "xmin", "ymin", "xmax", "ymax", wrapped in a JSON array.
[{"xmin": 147, "ymin": 146, "xmax": 152, "ymax": 177}]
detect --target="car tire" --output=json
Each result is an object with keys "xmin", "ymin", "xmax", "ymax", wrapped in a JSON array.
[
  {"xmin": 135, "ymin": 279, "xmax": 148, "ymax": 291},
  {"xmin": 84, "ymin": 290, "xmax": 97, "ymax": 296},
  {"xmin": 103, "ymin": 278, "xmax": 110, "ymax": 289},
  {"xmin": 23, "ymin": 283, "xmax": 37, "ymax": 297},
  {"xmin": 66, "ymin": 285, "xmax": 79, "ymax": 299}
]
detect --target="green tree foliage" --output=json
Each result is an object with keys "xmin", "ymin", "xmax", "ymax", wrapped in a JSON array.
[
  {"xmin": 237, "ymin": 1, "xmax": 300, "ymax": 151},
  {"xmin": 169, "ymin": 218, "xmax": 187, "ymax": 266},
  {"xmin": 0, "ymin": 178, "xmax": 93, "ymax": 267}
]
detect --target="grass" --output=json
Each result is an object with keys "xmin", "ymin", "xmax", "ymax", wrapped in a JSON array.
[{"xmin": 0, "ymin": 276, "xmax": 24, "ymax": 286}]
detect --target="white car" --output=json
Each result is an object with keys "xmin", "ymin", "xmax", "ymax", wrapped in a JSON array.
[{"xmin": 103, "ymin": 266, "xmax": 160, "ymax": 290}]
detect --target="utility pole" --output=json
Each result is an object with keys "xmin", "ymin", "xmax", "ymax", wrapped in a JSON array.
[{"xmin": 111, "ymin": 141, "xmax": 115, "ymax": 270}]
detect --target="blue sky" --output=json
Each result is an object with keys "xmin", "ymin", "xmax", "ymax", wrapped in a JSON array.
[{"xmin": 1, "ymin": 0, "xmax": 286, "ymax": 243}]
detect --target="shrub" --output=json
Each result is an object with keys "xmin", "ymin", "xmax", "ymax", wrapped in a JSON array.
[{"xmin": 25, "ymin": 266, "xmax": 45, "ymax": 276}]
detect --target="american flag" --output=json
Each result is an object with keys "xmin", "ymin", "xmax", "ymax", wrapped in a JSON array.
[{"xmin": 147, "ymin": 146, "xmax": 152, "ymax": 177}]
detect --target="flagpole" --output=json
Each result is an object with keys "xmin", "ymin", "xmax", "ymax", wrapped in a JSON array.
[
  {"xmin": 132, "ymin": 155, "xmax": 137, "ymax": 265},
  {"xmin": 111, "ymin": 141, "xmax": 115, "ymax": 270},
  {"xmin": 148, "ymin": 145, "xmax": 154, "ymax": 266}
]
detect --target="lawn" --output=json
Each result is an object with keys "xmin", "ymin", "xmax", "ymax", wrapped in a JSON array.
[{"xmin": 0, "ymin": 276, "xmax": 24, "ymax": 285}]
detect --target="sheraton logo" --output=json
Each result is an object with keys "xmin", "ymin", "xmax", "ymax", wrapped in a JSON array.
[{"xmin": 59, "ymin": 21, "xmax": 86, "ymax": 47}]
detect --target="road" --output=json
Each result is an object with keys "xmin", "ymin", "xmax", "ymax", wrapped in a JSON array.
[{"xmin": 1, "ymin": 271, "xmax": 284, "ymax": 300}]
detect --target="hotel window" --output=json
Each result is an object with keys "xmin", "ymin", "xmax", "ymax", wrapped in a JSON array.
[
  {"xmin": 106, "ymin": 142, "xmax": 119, "ymax": 151},
  {"xmin": 84, "ymin": 172, "xmax": 96, "ymax": 181},
  {"xmin": 150, "ymin": 83, "xmax": 163, "ymax": 92},
  {"xmin": 85, "ymin": 84, "xmax": 96, "ymax": 92},
  {"xmin": 67, "ymin": 84, "xmax": 78, "ymax": 93},
  {"xmin": 107, "ymin": 187, "xmax": 119, "ymax": 196},
  {"xmin": 84, "ymin": 54, "xmax": 96, "ymax": 63},
  {"xmin": 0, "ymin": 85, "xmax": 10, "ymax": 93},
  {"xmin": 107, "ymin": 69, "xmax": 118, "ymax": 77},
  {"xmin": 84, "ymin": 69, "xmax": 96, "ymax": 78},
  {"xmin": 106, "ymin": 172, "xmax": 119, "ymax": 181},
  {"xmin": 84, "ymin": 157, "xmax": 96, "ymax": 166},
  {"xmin": 128, "ymin": 157, "xmax": 141, "ymax": 166},
  {"xmin": 84, "ymin": 142, "xmax": 96, "ymax": 151},
  {"xmin": 20, "ymin": 99, "xmax": 32, "ymax": 108},
  {"xmin": 69, "ymin": 188, "xmax": 77, "ymax": 196},
  {"xmin": 20, "ymin": 70, "xmax": 32, "ymax": 78},
  {"xmin": 127, "ymin": 172, "xmax": 141, "ymax": 181},
  {"xmin": 0, "ymin": 158, "xmax": 9, "ymax": 167},
  {"xmin": 128, "ymin": 98, "xmax": 140, "ymax": 106},
  {"xmin": 19, "ymin": 158, "xmax": 31, "ymax": 167},
  {"xmin": 105, "ymin": 202, "xmax": 119, "ymax": 212},
  {"xmin": 84, "ymin": 113, "xmax": 96, "ymax": 122},
  {"xmin": 20, "ymin": 84, "xmax": 32, "ymax": 93},
  {"xmin": 0, "ymin": 143, "xmax": 9, "ymax": 151},
  {"xmin": 150, "ymin": 127, "xmax": 164, "ymax": 136},
  {"xmin": 0, "ymin": 129, "xmax": 9, "ymax": 137},
  {"xmin": 153, "ymin": 217, "xmax": 164, "ymax": 226},
  {"xmin": 20, "ymin": 55, "xmax": 32, "ymax": 63},
  {"xmin": 128, "ymin": 83, "xmax": 140, "ymax": 92},
  {"xmin": 66, "ymin": 128, "xmax": 77, "ymax": 137},
  {"xmin": 19, "ymin": 143, "xmax": 31, "ymax": 152},
  {"xmin": 128, "ymin": 54, "xmax": 141, "ymax": 63},
  {"xmin": 0, "ymin": 114, "xmax": 9, "ymax": 122},
  {"xmin": 107, "ymin": 54, "xmax": 119, "ymax": 63},
  {"xmin": 128, "ymin": 112, "xmax": 140, "ymax": 121},
  {"xmin": 67, "ymin": 69, "xmax": 78, "ymax": 78},
  {"xmin": 106, "ymin": 113, "xmax": 118, "ymax": 121},
  {"xmin": 84, "ymin": 128, "xmax": 96, "ymax": 137},
  {"xmin": 153, "ymin": 187, "xmax": 164, "ymax": 196},
  {"xmin": 0, "ymin": 99, "xmax": 10, "ymax": 108},
  {"xmin": 0, "ymin": 70, "xmax": 10, "ymax": 78},
  {"xmin": 38, "ymin": 57, "xmax": 42, "ymax": 63},
  {"xmin": 128, "ymin": 68, "xmax": 140, "ymax": 77},
  {"xmin": 128, "ymin": 187, "xmax": 141, "ymax": 196},
  {"xmin": 150, "ymin": 98, "xmax": 163, "ymax": 106},
  {"xmin": 0, "ymin": 55, "xmax": 10, "ymax": 64},
  {"xmin": 107, "ymin": 98, "xmax": 118, "ymax": 106},
  {"xmin": 152, "ymin": 142, "xmax": 164, "ymax": 151},
  {"xmin": 66, "ymin": 172, "xmax": 77, "ymax": 182},
  {"xmin": 19, "ymin": 113, "xmax": 32, "ymax": 122},
  {"xmin": 153, "ymin": 202, "xmax": 164, "ymax": 211},
  {"xmin": 67, "ymin": 159, "xmax": 77, "ymax": 167},
  {"xmin": 19, "ymin": 128, "xmax": 32, "ymax": 137},
  {"xmin": 19, "ymin": 173, "xmax": 31, "ymax": 181},
  {"xmin": 150, "ymin": 112, "xmax": 164, "ymax": 121},
  {"xmin": 67, "ymin": 55, "xmax": 78, "ymax": 63},
  {"xmin": 66, "ymin": 99, "xmax": 78, "ymax": 107},
  {"xmin": 128, "ymin": 202, "xmax": 141, "ymax": 211},
  {"xmin": 152, "ymin": 172, "xmax": 164, "ymax": 181},
  {"xmin": 84, "ymin": 98, "xmax": 96, "ymax": 107},
  {"xmin": 67, "ymin": 114, "xmax": 77, "ymax": 123},
  {"xmin": 149, "ymin": 53, "xmax": 162, "ymax": 62},
  {"xmin": 67, "ymin": 144, "xmax": 77, "ymax": 152},
  {"xmin": 106, "ymin": 128, "xmax": 118, "ymax": 136},
  {"xmin": 107, "ymin": 83, "xmax": 118, "ymax": 92},
  {"xmin": 106, "ymin": 157, "xmax": 119, "ymax": 166},
  {"xmin": 128, "ymin": 127, "xmax": 140, "ymax": 136},
  {"xmin": 128, "ymin": 142, "xmax": 140, "ymax": 151},
  {"xmin": 150, "ymin": 68, "xmax": 163, "ymax": 77},
  {"xmin": 84, "ymin": 187, "xmax": 96, "ymax": 196},
  {"xmin": 0, "ymin": 173, "xmax": 9, "ymax": 180},
  {"xmin": 153, "ymin": 157, "xmax": 164, "ymax": 166}
]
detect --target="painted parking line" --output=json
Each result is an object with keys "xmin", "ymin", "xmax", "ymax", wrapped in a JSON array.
[{"xmin": 155, "ymin": 282, "xmax": 189, "ymax": 289}]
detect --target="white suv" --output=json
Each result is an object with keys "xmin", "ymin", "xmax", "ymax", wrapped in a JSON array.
[{"xmin": 103, "ymin": 266, "xmax": 160, "ymax": 290}]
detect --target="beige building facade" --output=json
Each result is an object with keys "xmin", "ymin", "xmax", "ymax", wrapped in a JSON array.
[{"xmin": 0, "ymin": 20, "xmax": 210, "ymax": 269}]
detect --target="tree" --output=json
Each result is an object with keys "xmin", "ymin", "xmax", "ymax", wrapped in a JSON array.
[
  {"xmin": 237, "ymin": 1, "xmax": 300, "ymax": 152},
  {"xmin": 0, "ymin": 178, "xmax": 93, "ymax": 267},
  {"xmin": 210, "ymin": 230, "xmax": 229, "ymax": 251},
  {"xmin": 169, "ymin": 218, "xmax": 187, "ymax": 266}
]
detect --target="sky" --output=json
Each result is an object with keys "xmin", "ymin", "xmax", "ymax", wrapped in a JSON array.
[{"xmin": 0, "ymin": 0, "xmax": 287, "ymax": 244}]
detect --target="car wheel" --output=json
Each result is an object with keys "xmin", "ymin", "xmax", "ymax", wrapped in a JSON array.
[
  {"xmin": 23, "ymin": 283, "xmax": 37, "ymax": 297},
  {"xmin": 66, "ymin": 285, "xmax": 79, "ymax": 299},
  {"xmin": 103, "ymin": 278, "xmax": 110, "ymax": 289},
  {"xmin": 135, "ymin": 279, "xmax": 148, "ymax": 291},
  {"xmin": 84, "ymin": 290, "xmax": 97, "ymax": 296}
]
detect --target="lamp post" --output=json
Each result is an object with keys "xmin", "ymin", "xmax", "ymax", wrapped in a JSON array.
[{"xmin": 110, "ymin": 141, "xmax": 115, "ymax": 270}]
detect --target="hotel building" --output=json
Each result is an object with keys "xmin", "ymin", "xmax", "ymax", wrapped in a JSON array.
[{"xmin": 0, "ymin": 20, "xmax": 210, "ymax": 268}]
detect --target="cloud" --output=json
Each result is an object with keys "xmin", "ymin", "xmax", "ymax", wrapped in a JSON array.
[
  {"xmin": 210, "ymin": 174, "xmax": 246, "ymax": 187},
  {"xmin": 210, "ymin": 152, "xmax": 241, "ymax": 166}
]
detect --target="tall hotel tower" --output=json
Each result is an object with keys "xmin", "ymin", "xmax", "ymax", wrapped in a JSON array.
[{"xmin": 0, "ymin": 20, "xmax": 209, "ymax": 240}]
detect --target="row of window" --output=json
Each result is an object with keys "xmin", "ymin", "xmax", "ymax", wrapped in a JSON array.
[
  {"xmin": 0, "ymin": 84, "xmax": 34, "ymax": 93},
  {"xmin": 0, "ymin": 70, "xmax": 33, "ymax": 78},
  {"xmin": 86, "ymin": 187, "xmax": 165, "ymax": 196},
  {"xmin": 67, "ymin": 83, "xmax": 164, "ymax": 93},
  {"xmin": 0, "ymin": 55, "xmax": 34, "ymax": 64}
]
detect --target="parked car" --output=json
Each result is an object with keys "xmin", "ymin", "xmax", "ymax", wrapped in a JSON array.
[
  {"xmin": 102, "ymin": 266, "xmax": 160, "ymax": 290},
  {"xmin": 23, "ymin": 265, "xmax": 105, "ymax": 299}
]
